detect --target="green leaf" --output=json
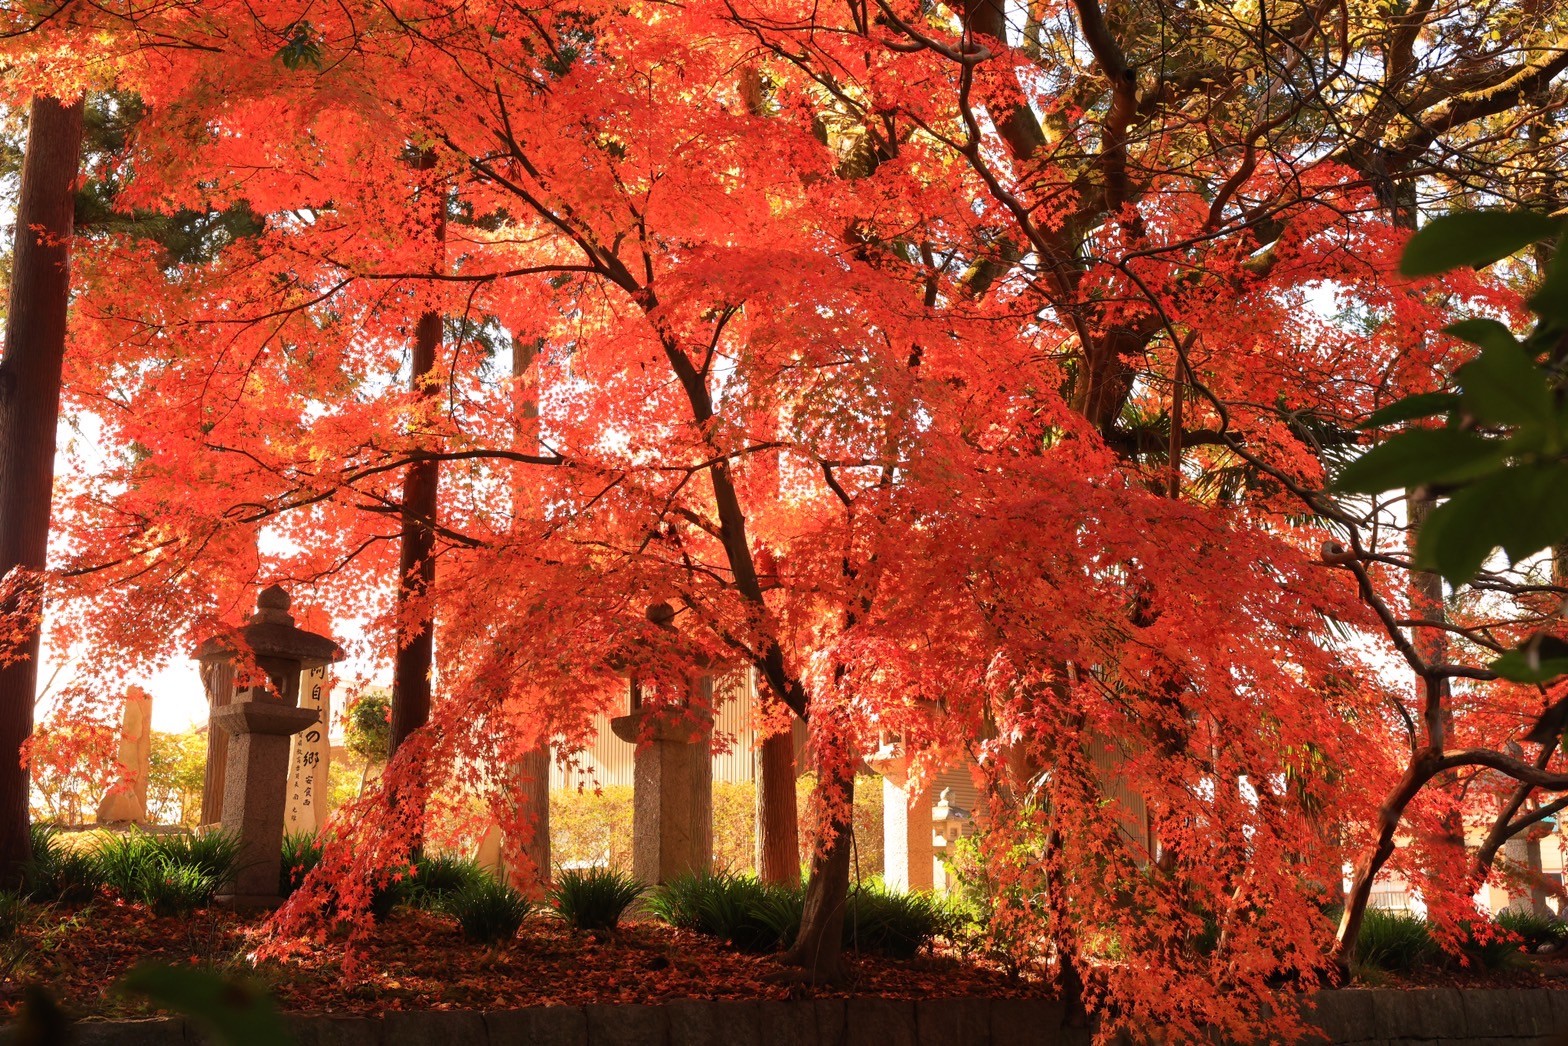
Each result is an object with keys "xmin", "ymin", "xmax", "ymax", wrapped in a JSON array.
[
  {"xmin": 1413, "ymin": 471, "xmax": 1517, "ymax": 583},
  {"xmin": 1360, "ymin": 392, "xmax": 1459, "ymax": 429},
  {"xmin": 1456, "ymin": 343, "xmax": 1553, "ymax": 426},
  {"xmin": 1400, "ymin": 211, "xmax": 1560, "ymax": 277},
  {"xmin": 1491, "ymin": 636, "xmax": 1568, "ymax": 684},
  {"xmin": 1331, "ymin": 428, "xmax": 1502, "ymax": 494},
  {"xmin": 118, "ymin": 963, "xmax": 293, "ymax": 1046},
  {"xmin": 1445, "ymin": 318, "xmax": 1521, "ymax": 353},
  {"xmin": 1493, "ymin": 465, "xmax": 1568, "ymax": 563},
  {"xmin": 1529, "ymin": 251, "xmax": 1568, "ymax": 325}
]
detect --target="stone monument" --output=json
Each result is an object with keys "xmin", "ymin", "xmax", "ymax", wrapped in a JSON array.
[
  {"xmin": 284, "ymin": 664, "xmax": 333, "ymax": 835},
  {"xmin": 96, "ymin": 685, "xmax": 152, "ymax": 824},
  {"xmin": 195, "ymin": 586, "xmax": 342, "ymax": 908}
]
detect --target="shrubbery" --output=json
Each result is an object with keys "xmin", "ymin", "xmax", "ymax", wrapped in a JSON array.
[
  {"xmin": 280, "ymin": 831, "xmax": 326, "ymax": 897},
  {"xmin": 843, "ymin": 881, "xmax": 951, "ymax": 959},
  {"xmin": 1347, "ymin": 907, "xmax": 1566, "ymax": 974},
  {"xmin": 1497, "ymin": 908, "xmax": 1568, "ymax": 953},
  {"xmin": 1353, "ymin": 909, "xmax": 1439, "ymax": 972}
]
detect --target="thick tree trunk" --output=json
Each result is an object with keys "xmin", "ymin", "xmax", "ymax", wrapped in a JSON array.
[
  {"xmin": 388, "ymin": 310, "xmax": 442, "ymax": 755},
  {"xmin": 755, "ymin": 723, "xmax": 799, "ymax": 883},
  {"xmin": 504, "ymin": 338, "xmax": 551, "ymax": 882},
  {"xmin": 388, "ymin": 151, "xmax": 445, "ymax": 760},
  {"xmin": 781, "ymin": 747, "xmax": 855, "ymax": 981},
  {"xmin": 0, "ymin": 97, "xmax": 85, "ymax": 887}
]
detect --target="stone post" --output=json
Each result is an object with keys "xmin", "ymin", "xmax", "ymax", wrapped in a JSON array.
[
  {"xmin": 611, "ymin": 674, "xmax": 713, "ymax": 885},
  {"xmin": 96, "ymin": 686, "xmax": 152, "ymax": 824},
  {"xmin": 196, "ymin": 586, "xmax": 342, "ymax": 909}
]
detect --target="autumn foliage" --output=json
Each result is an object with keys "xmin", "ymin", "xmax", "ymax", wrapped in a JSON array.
[{"xmin": 3, "ymin": 0, "xmax": 1568, "ymax": 1038}]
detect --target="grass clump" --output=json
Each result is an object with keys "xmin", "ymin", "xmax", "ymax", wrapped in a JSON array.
[
  {"xmin": 1353, "ymin": 909, "xmax": 1437, "ymax": 972},
  {"xmin": 550, "ymin": 866, "xmax": 645, "ymax": 932},
  {"xmin": 280, "ymin": 831, "xmax": 326, "ymax": 897},
  {"xmin": 87, "ymin": 829, "xmax": 238, "ymax": 915},
  {"xmin": 844, "ymin": 881, "xmax": 949, "ymax": 959},
  {"xmin": 446, "ymin": 880, "xmax": 532, "ymax": 944},
  {"xmin": 135, "ymin": 864, "xmax": 223, "ymax": 917},
  {"xmin": 0, "ymin": 890, "xmax": 27, "ymax": 936},
  {"xmin": 645, "ymin": 871, "xmax": 803, "ymax": 951},
  {"xmin": 1496, "ymin": 908, "xmax": 1568, "ymax": 953},
  {"xmin": 24, "ymin": 824, "xmax": 100, "ymax": 902},
  {"xmin": 410, "ymin": 853, "xmax": 492, "ymax": 911},
  {"xmin": 150, "ymin": 830, "xmax": 241, "ymax": 883}
]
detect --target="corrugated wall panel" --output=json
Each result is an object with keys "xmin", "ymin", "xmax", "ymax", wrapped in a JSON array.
[{"xmin": 710, "ymin": 669, "xmax": 757, "ymax": 785}]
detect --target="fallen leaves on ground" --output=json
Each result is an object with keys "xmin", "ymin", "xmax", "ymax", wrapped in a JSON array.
[{"xmin": 1, "ymin": 901, "xmax": 1040, "ymax": 1019}]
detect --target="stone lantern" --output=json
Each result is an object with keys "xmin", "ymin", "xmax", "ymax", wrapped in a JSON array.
[
  {"xmin": 609, "ymin": 602, "xmax": 714, "ymax": 885},
  {"xmin": 195, "ymin": 586, "xmax": 342, "ymax": 908}
]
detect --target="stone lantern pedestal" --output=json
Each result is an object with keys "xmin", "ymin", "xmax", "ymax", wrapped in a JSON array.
[
  {"xmin": 196, "ymin": 586, "xmax": 342, "ymax": 909},
  {"xmin": 212, "ymin": 701, "xmax": 321, "ymax": 907},
  {"xmin": 611, "ymin": 675, "xmax": 713, "ymax": 885}
]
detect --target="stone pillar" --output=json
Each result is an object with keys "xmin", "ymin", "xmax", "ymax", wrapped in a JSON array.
[
  {"xmin": 882, "ymin": 775, "xmax": 934, "ymax": 892},
  {"xmin": 195, "ymin": 586, "xmax": 342, "ymax": 909},
  {"xmin": 611, "ymin": 675, "xmax": 713, "ymax": 885},
  {"xmin": 284, "ymin": 664, "xmax": 332, "ymax": 835},
  {"xmin": 96, "ymin": 686, "xmax": 152, "ymax": 824},
  {"xmin": 869, "ymin": 745, "xmax": 934, "ymax": 893}
]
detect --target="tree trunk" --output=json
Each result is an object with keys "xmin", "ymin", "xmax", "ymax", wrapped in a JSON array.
[
  {"xmin": 756, "ymin": 710, "xmax": 800, "ymax": 884},
  {"xmin": 388, "ymin": 309, "xmax": 442, "ymax": 755},
  {"xmin": 0, "ymin": 97, "xmax": 85, "ymax": 887},
  {"xmin": 506, "ymin": 337, "xmax": 551, "ymax": 883},
  {"xmin": 780, "ymin": 722, "xmax": 855, "ymax": 981},
  {"xmin": 388, "ymin": 151, "xmax": 445, "ymax": 759}
]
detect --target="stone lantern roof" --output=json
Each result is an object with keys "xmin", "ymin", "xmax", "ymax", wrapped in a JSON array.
[{"xmin": 193, "ymin": 585, "xmax": 344, "ymax": 666}]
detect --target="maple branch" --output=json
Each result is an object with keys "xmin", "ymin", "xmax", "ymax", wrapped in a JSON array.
[
  {"xmin": 1438, "ymin": 749, "xmax": 1568, "ymax": 792},
  {"xmin": 328, "ymin": 263, "xmax": 600, "ymax": 283}
]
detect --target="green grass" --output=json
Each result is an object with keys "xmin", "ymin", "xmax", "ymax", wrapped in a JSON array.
[
  {"xmin": 446, "ymin": 880, "xmax": 532, "ymax": 944},
  {"xmin": 27, "ymin": 828, "xmax": 239, "ymax": 915},
  {"xmin": 550, "ymin": 866, "xmax": 645, "ymax": 932},
  {"xmin": 410, "ymin": 853, "xmax": 492, "ymax": 911},
  {"xmin": 280, "ymin": 831, "xmax": 326, "ymax": 896},
  {"xmin": 645, "ymin": 871, "xmax": 806, "ymax": 952},
  {"xmin": 150, "ymin": 830, "xmax": 241, "ymax": 883},
  {"xmin": 24, "ymin": 824, "xmax": 99, "ymax": 902},
  {"xmin": 0, "ymin": 890, "xmax": 27, "ymax": 936},
  {"xmin": 1496, "ymin": 908, "xmax": 1568, "ymax": 953},
  {"xmin": 843, "ymin": 881, "xmax": 949, "ymax": 959},
  {"xmin": 1353, "ymin": 909, "xmax": 1437, "ymax": 973},
  {"xmin": 135, "ymin": 864, "xmax": 222, "ymax": 917}
]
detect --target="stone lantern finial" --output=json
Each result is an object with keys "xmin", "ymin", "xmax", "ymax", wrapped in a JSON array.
[{"xmin": 253, "ymin": 585, "xmax": 293, "ymax": 624}]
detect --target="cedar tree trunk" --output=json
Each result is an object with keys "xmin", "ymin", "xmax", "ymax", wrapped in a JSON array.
[
  {"xmin": 756, "ymin": 724, "xmax": 800, "ymax": 883},
  {"xmin": 0, "ymin": 97, "xmax": 84, "ymax": 886},
  {"xmin": 388, "ymin": 309, "xmax": 442, "ymax": 755},
  {"xmin": 509, "ymin": 336, "xmax": 550, "ymax": 882}
]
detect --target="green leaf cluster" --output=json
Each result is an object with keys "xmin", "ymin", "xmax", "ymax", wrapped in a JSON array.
[{"xmin": 1334, "ymin": 209, "xmax": 1568, "ymax": 683}]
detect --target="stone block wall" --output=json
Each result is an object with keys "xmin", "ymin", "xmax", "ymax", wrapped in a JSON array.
[{"xmin": 38, "ymin": 989, "xmax": 1568, "ymax": 1045}]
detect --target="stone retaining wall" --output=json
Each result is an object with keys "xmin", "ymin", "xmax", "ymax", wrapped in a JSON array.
[{"xmin": 49, "ymin": 990, "xmax": 1568, "ymax": 1045}]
